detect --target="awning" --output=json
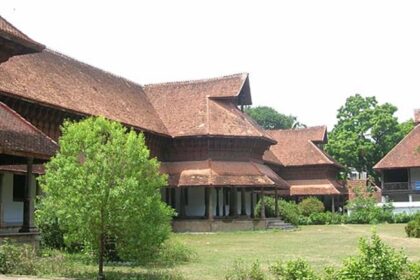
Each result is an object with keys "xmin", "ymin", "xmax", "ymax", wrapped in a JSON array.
[
  {"xmin": 282, "ymin": 179, "xmax": 345, "ymax": 196},
  {"xmin": 160, "ymin": 160, "xmax": 289, "ymax": 188}
]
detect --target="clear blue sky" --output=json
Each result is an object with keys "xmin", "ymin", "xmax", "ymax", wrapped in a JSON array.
[{"xmin": 1, "ymin": 0, "xmax": 419, "ymax": 129}]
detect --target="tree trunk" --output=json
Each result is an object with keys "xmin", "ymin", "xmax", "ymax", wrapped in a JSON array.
[{"xmin": 98, "ymin": 232, "xmax": 105, "ymax": 280}]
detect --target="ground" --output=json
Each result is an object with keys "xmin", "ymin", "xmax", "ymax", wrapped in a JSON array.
[
  {"xmin": 174, "ymin": 224, "xmax": 420, "ymax": 279},
  {"xmin": 1, "ymin": 224, "xmax": 419, "ymax": 280}
]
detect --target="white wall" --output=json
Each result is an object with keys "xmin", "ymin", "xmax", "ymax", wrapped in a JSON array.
[{"xmin": 0, "ymin": 172, "xmax": 36, "ymax": 225}]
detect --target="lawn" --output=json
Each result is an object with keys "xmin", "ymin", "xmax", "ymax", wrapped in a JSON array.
[
  {"xmin": 172, "ymin": 224, "xmax": 420, "ymax": 279},
  {"xmin": 10, "ymin": 224, "xmax": 420, "ymax": 280}
]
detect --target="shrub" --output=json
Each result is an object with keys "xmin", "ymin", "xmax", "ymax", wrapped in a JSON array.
[
  {"xmin": 403, "ymin": 262, "xmax": 420, "ymax": 280},
  {"xmin": 255, "ymin": 198, "xmax": 300, "ymax": 225},
  {"xmin": 278, "ymin": 200, "xmax": 301, "ymax": 225},
  {"xmin": 270, "ymin": 258, "xmax": 319, "ymax": 280},
  {"xmin": 225, "ymin": 259, "xmax": 267, "ymax": 280},
  {"xmin": 393, "ymin": 212, "xmax": 415, "ymax": 224},
  {"xmin": 338, "ymin": 232, "xmax": 408, "ymax": 280},
  {"xmin": 37, "ymin": 217, "xmax": 66, "ymax": 249},
  {"xmin": 298, "ymin": 197, "xmax": 325, "ymax": 217},
  {"xmin": 0, "ymin": 240, "xmax": 37, "ymax": 274},
  {"xmin": 255, "ymin": 196, "xmax": 277, "ymax": 218},
  {"xmin": 405, "ymin": 214, "xmax": 420, "ymax": 238},
  {"xmin": 152, "ymin": 239, "xmax": 197, "ymax": 267},
  {"xmin": 346, "ymin": 196, "xmax": 394, "ymax": 224}
]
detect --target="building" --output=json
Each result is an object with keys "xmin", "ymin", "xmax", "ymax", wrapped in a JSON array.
[
  {"xmin": 263, "ymin": 126, "xmax": 347, "ymax": 211},
  {"xmin": 374, "ymin": 110, "xmax": 420, "ymax": 213}
]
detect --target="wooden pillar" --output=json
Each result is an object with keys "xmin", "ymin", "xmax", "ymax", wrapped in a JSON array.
[
  {"xmin": 222, "ymin": 187, "xmax": 226, "ymax": 217},
  {"xmin": 171, "ymin": 188, "xmax": 176, "ymax": 209},
  {"xmin": 250, "ymin": 188, "xmax": 255, "ymax": 218},
  {"xmin": 331, "ymin": 196, "xmax": 335, "ymax": 213},
  {"xmin": 165, "ymin": 188, "xmax": 170, "ymax": 205},
  {"xmin": 260, "ymin": 187, "xmax": 266, "ymax": 219},
  {"xmin": 204, "ymin": 187, "xmax": 209, "ymax": 218},
  {"xmin": 240, "ymin": 188, "xmax": 246, "ymax": 216},
  {"xmin": 207, "ymin": 188, "xmax": 213, "ymax": 220},
  {"xmin": 229, "ymin": 187, "xmax": 238, "ymax": 217},
  {"xmin": 0, "ymin": 174, "xmax": 4, "ymax": 228},
  {"xmin": 180, "ymin": 188, "xmax": 186, "ymax": 218},
  {"xmin": 20, "ymin": 157, "xmax": 34, "ymax": 232},
  {"xmin": 275, "ymin": 188, "xmax": 279, "ymax": 217},
  {"xmin": 216, "ymin": 188, "xmax": 220, "ymax": 217}
]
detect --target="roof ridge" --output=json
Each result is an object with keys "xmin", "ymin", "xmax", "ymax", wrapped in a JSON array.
[
  {"xmin": 143, "ymin": 73, "xmax": 248, "ymax": 88},
  {"xmin": 268, "ymin": 125, "xmax": 327, "ymax": 133}
]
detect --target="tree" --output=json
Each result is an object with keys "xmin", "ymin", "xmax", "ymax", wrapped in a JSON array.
[
  {"xmin": 36, "ymin": 117, "xmax": 173, "ymax": 280},
  {"xmin": 245, "ymin": 106, "xmax": 305, "ymax": 129},
  {"xmin": 325, "ymin": 94, "xmax": 414, "ymax": 177}
]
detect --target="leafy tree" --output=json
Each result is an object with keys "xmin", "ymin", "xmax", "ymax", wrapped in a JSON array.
[
  {"xmin": 245, "ymin": 106, "xmax": 305, "ymax": 129},
  {"xmin": 325, "ymin": 94, "xmax": 414, "ymax": 177},
  {"xmin": 36, "ymin": 117, "xmax": 173, "ymax": 279}
]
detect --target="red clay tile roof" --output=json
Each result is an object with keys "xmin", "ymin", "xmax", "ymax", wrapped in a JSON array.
[
  {"xmin": 160, "ymin": 160, "xmax": 289, "ymax": 188},
  {"xmin": 144, "ymin": 74, "xmax": 275, "ymax": 141},
  {"xmin": 0, "ymin": 102, "xmax": 57, "ymax": 159},
  {"xmin": 374, "ymin": 124, "xmax": 420, "ymax": 170},
  {"xmin": 263, "ymin": 126, "xmax": 341, "ymax": 167},
  {"xmin": 287, "ymin": 179, "xmax": 342, "ymax": 195},
  {"xmin": 0, "ymin": 50, "xmax": 168, "ymax": 135},
  {"xmin": 0, "ymin": 16, "xmax": 44, "ymax": 52}
]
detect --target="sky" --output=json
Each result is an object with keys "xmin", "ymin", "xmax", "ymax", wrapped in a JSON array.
[{"xmin": 1, "ymin": 0, "xmax": 419, "ymax": 129}]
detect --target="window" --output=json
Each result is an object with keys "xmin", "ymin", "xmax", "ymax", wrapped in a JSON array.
[{"xmin": 13, "ymin": 174, "xmax": 26, "ymax": 202}]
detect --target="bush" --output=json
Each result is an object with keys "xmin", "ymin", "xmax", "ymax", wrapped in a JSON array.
[
  {"xmin": 405, "ymin": 214, "xmax": 420, "ymax": 238},
  {"xmin": 298, "ymin": 197, "xmax": 325, "ymax": 217},
  {"xmin": 225, "ymin": 259, "xmax": 267, "ymax": 280},
  {"xmin": 152, "ymin": 239, "xmax": 197, "ymax": 267},
  {"xmin": 338, "ymin": 232, "xmax": 408, "ymax": 280},
  {"xmin": 393, "ymin": 212, "xmax": 415, "ymax": 224},
  {"xmin": 37, "ymin": 218, "xmax": 66, "ymax": 249},
  {"xmin": 307, "ymin": 212, "xmax": 343, "ymax": 225},
  {"xmin": 255, "ymin": 198, "xmax": 300, "ymax": 225},
  {"xmin": 0, "ymin": 240, "xmax": 37, "ymax": 274},
  {"xmin": 255, "ymin": 196, "xmax": 277, "ymax": 218},
  {"xmin": 269, "ymin": 258, "xmax": 319, "ymax": 280},
  {"xmin": 346, "ymin": 196, "xmax": 394, "ymax": 224}
]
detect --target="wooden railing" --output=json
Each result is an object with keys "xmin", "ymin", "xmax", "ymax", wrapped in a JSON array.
[{"xmin": 382, "ymin": 182, "xmax": 409, "ymax": 191}]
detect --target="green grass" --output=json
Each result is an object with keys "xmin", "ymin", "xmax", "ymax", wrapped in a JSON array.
[
  {"xmin": 25, "ymin": 224, "xmax": 420, "ymax": 279},
  {"xmin": 172, "ymin": 224, "xmax": 420, "ymax": 279}
]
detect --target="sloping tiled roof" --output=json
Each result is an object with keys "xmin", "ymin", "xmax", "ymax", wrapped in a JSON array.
[
  {"xmin": 415, "ymin": 109, "xmax": 420, "ymax": 124},
  {"xmin": 144, "ymin": 75, "xmax": 274, "ymax": 141},
  {"xmin": 286, "ymin": 179, "xmax": 346, "ymax": 195},
  {"xmin": 160, "ymin": 160, "xmax": 289, "ymax": 188},
  {"xmin": 374, "ymin": 124, "xmax": 420, "ymax": 170},
  {"xmin": 263, "ymin": 126, "xmax": 341, "ymax": 167},
  {"xmin": 0, "ymin": 16, "xmax": 44, "ymax": 51},
  {"xmin": 0, "ymin": 50, "xmax": 168, "ymax": 135},
  {"xmin": 0, "ymin": 102, "xmax": 57, "ymax": 159}
]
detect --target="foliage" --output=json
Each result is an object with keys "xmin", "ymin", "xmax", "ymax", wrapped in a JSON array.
[
  {"xmin": 405, "ymin": 214, "xmax": 420, "ymax": 238},
  {"xmin": 393, "ymin": 212, "xmax": 416, "ymax": 224},
  {"xmin": 278, "ymin": 200, "xmax": 301, "ymax": 226},
  {"xmin": 0, "ymin": 240, "xmax": 37, "ymax": 274},
  {"xmin": 255, "ymin": 196, "xmax": 278, "ymax": 218},
  {"xmin": 245, "ymin": 106, "xmax": 305, "ymax": 130},
  {"xmin": 225, "ymin": 259, "xmax": 266, "ymax": 280},
  {"xmin": 338, "ymin": 232, "xmax": 408, "ymax": 280},
  {"xmin": 270, "ymin": 258, "xmax": 319, "ymax": 280},
  {"xmin": 37, "ymin": 217, "xmax": 66, "ymax": 249},
  {"xmin": 298, "ymin": 197, "xmax": 325, "ymax": 217},
  {"xmin": 306, "ymin": 212, "xmax": 344, "ymax": 225},
  {"xmin": 152, "ymin": 238, "xmax": 197, "ymax": 267},
  {"xmin": 346, "ymin": 188, "xmax": 393, "ymax": 224},
  {"xmin": 36, "ymin": 117, "xmax": 174, "ymax": 278},
  {"xmin": 325, "ymin": 94, "xmax": 414, "ymax": 177}
]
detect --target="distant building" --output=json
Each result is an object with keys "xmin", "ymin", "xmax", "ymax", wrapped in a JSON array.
[{"xmin": 374, "ymin": 110, "xmax": 420, "ymax": 213}]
